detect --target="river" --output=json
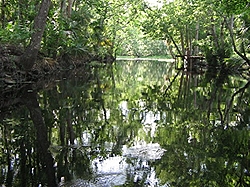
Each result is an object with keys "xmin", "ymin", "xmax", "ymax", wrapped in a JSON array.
[{"xmin": 0, "ymin": 60, "xmax": 249, "ymax": 186}]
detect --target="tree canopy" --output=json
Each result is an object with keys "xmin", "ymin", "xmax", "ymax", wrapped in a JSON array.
[{"xmin": 0, "ymin": 0, "xmax": 249, "ymax": 66}]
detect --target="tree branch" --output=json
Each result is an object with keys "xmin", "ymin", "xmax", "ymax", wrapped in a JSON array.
[
  {"xmin": 227, "ymin": 15, "xmax": 250, "ymax": 66},
  {"xmin": 164, "ymin": 70, "xmax": 182, "ymax": 96},
  {"xmin": 223, "ymin": 80, "xmax": 250, "ymax": 122}
]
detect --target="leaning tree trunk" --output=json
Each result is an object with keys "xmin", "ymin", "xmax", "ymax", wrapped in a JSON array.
[{"xmin": 20, "ymin": 0, "xmax": 51, "ymax": 71}]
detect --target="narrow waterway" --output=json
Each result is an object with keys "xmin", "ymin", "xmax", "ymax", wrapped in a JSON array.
[{"xmin": 0, "ymin": 60, "xmax": 249, "ymax": 186}]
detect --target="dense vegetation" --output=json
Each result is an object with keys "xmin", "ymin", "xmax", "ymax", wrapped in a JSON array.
[{"xmin": 0, "ymin": 0, "xmax": 249, "ymax": 67}]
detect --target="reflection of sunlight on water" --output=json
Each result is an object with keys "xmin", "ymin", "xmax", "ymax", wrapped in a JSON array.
[{"xmin": 92, "ymin": 156, "xmax": 127, "ymax": 186}]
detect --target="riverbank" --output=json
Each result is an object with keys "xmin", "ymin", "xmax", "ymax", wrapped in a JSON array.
[
  {"xmin": 116, "ymin": 55, "xmax": 174, "ymax": 62},
  {"xmin": 0, "ymin": 44, "xmax": 114, "ymax": 93}
]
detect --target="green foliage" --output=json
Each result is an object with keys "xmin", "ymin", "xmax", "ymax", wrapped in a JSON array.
[
  {"xmin": 215, "ymin": 0, "xmax": 250, "ymax": 14},
  {"xmin": 116, "ymin": 26, "xmax": 168, "ymax": 57},
  {"xmin": 1, "ymin": 0, "xmax": 250, "ymax": 63},
  {"xmin": 0, "ymin": 22, "xmax": 31, "ymax": 46},
  {"xmin": 0, "ymin": 0, "xmax": 39, "ymax": 45},
  {"xmin": 0, "ymin": 0, "xmax": 139, "ymax": 58},
  {"xmin": 140, "ymin": 0, "xmax": 250, "ymax": 66}
]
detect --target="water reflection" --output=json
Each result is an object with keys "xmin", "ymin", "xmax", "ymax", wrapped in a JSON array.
[
  {"xmin": 0, "ymin": 60, "xmax": 250, "ymax": 186},
  {"xmin": 0, "ymin": 85, "xmax": 57, "ymax": 186},
  {"xmin": 21, "ymin": 86, "xmax": 56, "ymax": 186}
]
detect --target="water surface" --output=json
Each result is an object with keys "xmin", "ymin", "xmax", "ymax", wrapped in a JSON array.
[{"xmin": 0, "ymin": 60, "xmax": 250, "ymax": 186}]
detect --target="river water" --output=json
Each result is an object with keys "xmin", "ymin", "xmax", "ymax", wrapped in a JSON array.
[{"xmin": 0, "ymin": 60, "xmax": 250, "ymax": 186}]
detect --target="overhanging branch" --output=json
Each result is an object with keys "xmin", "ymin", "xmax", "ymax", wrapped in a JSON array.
[{"xmin": 227, "ymin": 15, "xmax": 250, "ymax": 66}]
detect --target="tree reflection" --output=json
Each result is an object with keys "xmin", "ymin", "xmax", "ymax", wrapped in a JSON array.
[
  {"xmin": 21, "ymin": 86, "xmax": 57, "ymax": 186},
  {"xmin": 154, "ymin": 124, "xmax": 250, "ymax": 186},
  {"xmin": 143, "ymin": 64, "xmax": 250, "ymax": 186},
  {"xmin": 0, "ymin": 86, "xmax": 57, "ymax": 186},
  {"xmin": 1, "ymin": 60, "xmax": 250, "ymax": 186}
]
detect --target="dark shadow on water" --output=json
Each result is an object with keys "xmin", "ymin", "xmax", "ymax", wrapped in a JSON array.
[{"xmin": 21, "ymin": 86, "xmax": 57, "ymax": 186}]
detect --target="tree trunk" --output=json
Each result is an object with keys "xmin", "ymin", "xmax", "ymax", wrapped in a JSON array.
[
  {"xmin": 61, "ymin": 0, "xmax": 67, "ymax": 16},
  {"xmin": 20, "ymin": 0, "xmax": 51, "ymax": 70},
  {"xmin": 180, "ymin": 29, "xmax": 185, "ymax": 55},
  {"xmin": 1, "ymin": 0, "xmax": 6, "ymax": 28},
  {"xmin": 61, "ymin": 0, "xmax": 73, "ymax": 17},
  {"xmin": 210, "ymin": 16, "xmax": 219, "ymax": 50},
  {"xmin": 67, "ymin": 0, "xmax": 73, "ymax": 17},
  {"xmin": 194, "ymin": 21, "xmax": 199, "ymax": 55}
]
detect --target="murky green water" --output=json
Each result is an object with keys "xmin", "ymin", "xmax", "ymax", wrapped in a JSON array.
[{"xmin": 1, "ymin": 60, "xmax": 250, "ymax": 186}]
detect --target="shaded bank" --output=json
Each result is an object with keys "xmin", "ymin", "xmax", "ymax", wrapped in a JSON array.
[{"xmin": 0, "ymin": 44, "xmax": 114, "ymax": 97}]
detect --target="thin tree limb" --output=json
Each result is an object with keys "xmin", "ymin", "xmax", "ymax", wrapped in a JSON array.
[
  {"xmin": 223, "ymin": 80, "xmax": 250, "ymax": 122},
  {"xmin": 227, "ymin": 16, "xmax": 250, "ymax": 66},
  {"xmin": 164, "ymin": 70, "xmax": 182, "ymax": 96}
]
